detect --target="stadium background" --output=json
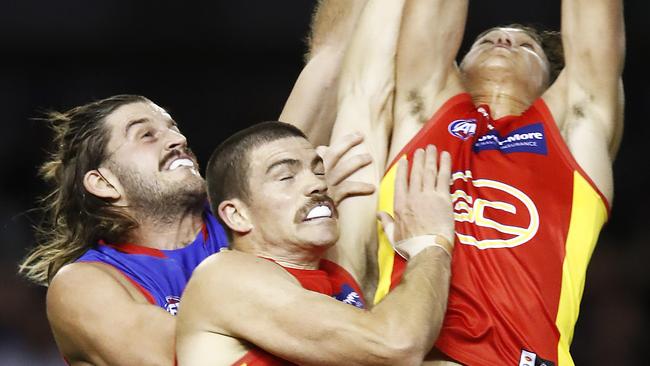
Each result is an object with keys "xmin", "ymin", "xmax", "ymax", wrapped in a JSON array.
[{"xmin": 0, "ymin": 1, "xmax": 647, "ymax": 364}]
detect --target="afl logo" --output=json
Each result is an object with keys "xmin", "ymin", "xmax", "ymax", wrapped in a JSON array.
[{"xmin": 448, "ymin": 119, "xmax": 477, "ymax": 140}]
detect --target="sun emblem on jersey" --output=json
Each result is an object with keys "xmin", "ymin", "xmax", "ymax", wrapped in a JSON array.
[
  {"xmin": 451, "ymin": 170, "xmax": 539, "ymax": 249},
  {"xmin": 448, "ymin": 119, "xmax": 478, "ymax": 140}
]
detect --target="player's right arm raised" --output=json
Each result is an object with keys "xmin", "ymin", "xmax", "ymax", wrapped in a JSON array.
[{"xmin": 391, "ymin": 0, "xmax": 468, "ymax": 161}]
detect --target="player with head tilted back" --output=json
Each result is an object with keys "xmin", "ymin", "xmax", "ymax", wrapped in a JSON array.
[{"xmin": 360, "ymin": 0, "xmax": 625, "ymax": 365}]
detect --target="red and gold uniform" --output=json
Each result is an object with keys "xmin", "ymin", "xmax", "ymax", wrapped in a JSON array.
[
  {"xmin": 375, "ymin": 94, "xmax": 609, "ymax": 366},
  {"xmin": 232, "ymin": 259, "xmax": 366, "ymax": 366}
]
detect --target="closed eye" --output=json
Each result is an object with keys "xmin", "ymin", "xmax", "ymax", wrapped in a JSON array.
[
  {"xmin": 521, "ymin": 43, "xmax": 534, "ymax": 49},
  {"xmin": 280, "ymin": 176, "xmax": 294, "ymax": 181},
  {"xmin": 480, "ymin": 39, "xmax": 494, "ymax": 45}
]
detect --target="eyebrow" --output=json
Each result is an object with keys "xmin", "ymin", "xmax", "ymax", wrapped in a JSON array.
[
  {"xmin": 266, "ymin": 158, "xmax": 300, "ymax": 175},
  {"xmin": 125, "ymin": 118, "xmax": 151, "ymax": 136}
]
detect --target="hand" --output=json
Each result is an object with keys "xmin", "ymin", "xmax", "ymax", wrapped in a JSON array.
[
  {"xmin": 378, "ymin": 145, "xmax": 454, "ymax": 246},
  {"xmin": 317, "ymin": 132, "xmax": 375, "ymax": 206}
]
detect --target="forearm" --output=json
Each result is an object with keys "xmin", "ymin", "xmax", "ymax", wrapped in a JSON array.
[
  {"xmin": 396, "ymin": 0, "xmax": 468, "ymax": 94},
  {"xmin": 562, "ymin": 0, "xmax": 625, "ymax": 88},
  {"xmin": 280, "ymin": 0, "xmax": 368, "ymax": 146},
  {"xmin": 306, "ymin": 0, "xmax": 368, "ymax": 59},
  {"xmin": 370, "ymin": 246, "xmax": 451, "ymax": 359}
]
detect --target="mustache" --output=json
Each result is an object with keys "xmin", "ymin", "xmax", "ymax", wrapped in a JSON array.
[
  {"xmin": 294, "ymin": 193, "xmax": 337, "ymax": 222},
  {"xmin": 159, "ymin": 147, "xmax": 198, "ymax": 171}
]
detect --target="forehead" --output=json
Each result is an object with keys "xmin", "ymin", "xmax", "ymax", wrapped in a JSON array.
[
  {"xmin": 104, "ymin": 101, "xmax": 172, "ymax": 132},
  {"xmin": 250, "ymin": 136, "xmax": 316, "ymax": 172}
]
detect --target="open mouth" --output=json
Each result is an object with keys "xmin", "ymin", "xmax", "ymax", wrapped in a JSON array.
[
  {"xmin": 298, "ymin": 197, "xmax": 337, "ymax": 222},
  {"xmin": 168, "ymin": 158, "xmax": 195, "ymax": 171},
  {"xmin": 305, "ymin": 204, "xmax": 333, "ymax": 220}
]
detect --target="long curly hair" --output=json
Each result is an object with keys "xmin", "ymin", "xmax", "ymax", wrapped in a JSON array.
[{"xmin": 19, "ymin": 94, "xmax": 149, "ymax": 286}]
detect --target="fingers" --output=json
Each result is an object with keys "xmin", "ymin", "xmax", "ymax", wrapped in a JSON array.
[
  {"xmin": 377, "ymin": 211, "xmax": 395, "ymax": 244},
  {"xmin": 422, "ymin": 145, "xmax": 438, "ymax": 192},
  {"xmin": 436, "ymin": 150, "xmax": 451, "ymax": 193},
  {"xmin": 410, "ymin": 148, "xmax": 425, "ymax": 192},
  {"xmin": 321, "ymin": 132, "xmax": 365, "ymax": 170},
  {"xmin": 326, "ymin": 153, "xmax": 373, "ymax": 186},
  {"xmin": 332, "ymin": 181, "xmax": 375, "ymax": 205}
]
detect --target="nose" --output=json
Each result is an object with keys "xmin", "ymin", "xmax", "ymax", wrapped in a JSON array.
[
  {"xmin": 303, "ymin": 172, "xmax": 328, "ymax": 197},
  {"xmin": 164, "ymin": 129, "xmax": 188, "ymax": 151},
  {"xmin": 495, "ymin": 33, "xmax": 512, "ymax": 47}
]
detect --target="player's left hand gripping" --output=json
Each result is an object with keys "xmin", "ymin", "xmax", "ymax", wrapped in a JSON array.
[{"xmin": 318, "ymin": 132, "xmax": 375, "ymax": 205}]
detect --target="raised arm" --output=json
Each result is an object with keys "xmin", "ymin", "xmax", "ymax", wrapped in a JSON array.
[
  {"xmin": 279, "ymin": 0, "xmax": 368, "ymax": 147},
  {"xmin": 47, "ymin": 263, "xmax": 174, "ymax": 366},
  {"xmin": 177, "ymin": 147, "xmax": 454, "ymax": 366},
  {"xmin": 390, "ymin": 0, "xmax": 468, "ymax": 160},
  {"xmin": 323, "ymin": 0, "xmax": 405, "ymax": 294},
  {"xmin": 544, "ymin": 0, "xmax": 625, "ymax": 202}
]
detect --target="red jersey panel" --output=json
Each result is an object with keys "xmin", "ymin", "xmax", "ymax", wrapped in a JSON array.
[{"xmin": 374, "ymin": 94, "xmax": 608, "ymax": 366}]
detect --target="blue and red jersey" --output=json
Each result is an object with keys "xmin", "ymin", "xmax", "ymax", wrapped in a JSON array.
[{"xmin": 75, "ymin": 209, "xmax": 229, "ymax": 314}]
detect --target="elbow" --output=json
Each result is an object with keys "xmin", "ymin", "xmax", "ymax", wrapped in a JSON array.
[{"xmin": 365, "ymin": 335, "xmax": 430, "ymax": 366}]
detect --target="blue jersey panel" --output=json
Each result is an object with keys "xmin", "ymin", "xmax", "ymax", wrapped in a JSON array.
[{"xmin": 75, "ymin": 209, "xmax": 228, "ymax": 314}]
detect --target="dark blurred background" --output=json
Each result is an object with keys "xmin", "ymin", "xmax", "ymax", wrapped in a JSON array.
[{"xmin": 0, "ymin": 1, "xmax": 647, "ymax": 364}]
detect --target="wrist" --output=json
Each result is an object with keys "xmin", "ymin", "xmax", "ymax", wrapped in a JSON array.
[{"xmin": 394, "ymin": 234, "xmax": 453, "ymax": 260}]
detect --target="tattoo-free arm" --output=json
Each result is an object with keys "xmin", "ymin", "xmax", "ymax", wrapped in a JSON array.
[
  {"xmin": 279, "ymin": 0, "xmax": 368, "ymax": 146},
  {"xmin": 47, "ymin": 263, "xmax": 175, "ymax": 366}
]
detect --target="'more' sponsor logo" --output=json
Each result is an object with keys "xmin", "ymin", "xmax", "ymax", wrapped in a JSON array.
[
  {"xmin": 474, "ymin": 123, "xmax": 547, "ymax": 155},
  {"xmin": 448, "ymin": 119, "xmax": 478, "ymax": 140}
]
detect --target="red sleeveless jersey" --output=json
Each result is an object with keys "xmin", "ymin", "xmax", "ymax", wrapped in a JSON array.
[
  {"xmin": 374, "ymin": 94, "xmax": 609, "ymax": 366},
  {"xmin": 232, "ymin": 259, "xmax": 365, "ymax": 366}
]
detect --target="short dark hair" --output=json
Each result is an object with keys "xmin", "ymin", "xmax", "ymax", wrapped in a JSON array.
[
  {"xmin": 473, "ymin": 23, "xmax": 564, "ymax": 84},
  {"xmin": 206, "ymin": 121, "xmax": 307, "ymax": 215}
]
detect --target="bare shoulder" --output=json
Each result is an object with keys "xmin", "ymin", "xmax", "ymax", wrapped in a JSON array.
[{"xmin": 48, "ymin": 262, "xmax": 148, "ymax": 316}]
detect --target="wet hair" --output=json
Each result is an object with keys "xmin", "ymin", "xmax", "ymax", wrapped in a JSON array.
[
  {"xmin": 205, "ymin": 121, "xmax": 307, "ymax": 215},
  {"xmin": 473, "ymin": 23, "xmax": 564, "ymax": 84},
  {"xmin": 19, "ymin": 95, "xmax": 149, "ymax": 285}
]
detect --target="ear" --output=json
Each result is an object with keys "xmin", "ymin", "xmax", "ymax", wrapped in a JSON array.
[
  {"xmin": 83, "ymin": 168, "xmax": 121, "ymax": 201},
  {"xmin": 218, "ymin": 199, "xmax": 253, "ymax": 234}
]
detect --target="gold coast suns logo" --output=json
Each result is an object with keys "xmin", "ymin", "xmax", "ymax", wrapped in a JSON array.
[{"xmin": 451, "ymin": 170, "xmax": 539, "ymax": 249}]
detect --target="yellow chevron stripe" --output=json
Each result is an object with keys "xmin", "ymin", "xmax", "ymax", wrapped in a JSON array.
[
  {"xmin": 556, "ymin": 172, "xmax": 607, "ymax": 365},
  {"xmin": 374, "ymin": 159, "xmax": 401, "ymax": 304}
]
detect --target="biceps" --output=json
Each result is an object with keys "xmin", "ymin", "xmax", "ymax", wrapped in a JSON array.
[
  {"xmin": 230, "ymin": 292, "xmax": 388, "ymax": 365},
  {"xmin": 60, "ymin": 304, "xmax": 175, "ymax": 365}
]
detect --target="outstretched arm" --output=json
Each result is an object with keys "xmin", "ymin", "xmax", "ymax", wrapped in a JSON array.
[
  {"xmin": 390, "ymin": 0, "xmax": 468, "ymax": 161},
  {"xmin": 324, "ymin": 0, "xmax": 405, "ymax": 292},
  {"xmin": 279, "ymin": 0, "xmax": 367, "ymax": 147},
  {"xmin": 543, "ymin": 0, "xmax": 625, "ymax": 202},
  {"xmin": 177, "ymin": 147, "xmax": 454, "ymax": 366}
]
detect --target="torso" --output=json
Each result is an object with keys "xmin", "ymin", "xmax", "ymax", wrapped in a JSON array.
[{"xmin": 376, "ymin": 93, "xmax": 609, "ymax": 365}]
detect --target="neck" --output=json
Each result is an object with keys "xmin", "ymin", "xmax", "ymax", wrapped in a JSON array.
[
  {"xmin": 464, "ymin": 72, "xmax": 538, "ymax": 119},
  {"xmin": 234, "ymin": 239, "xmax": 326, "ymax": 270},
  {"xmin": 127, "ymin": 201, "xmax": 204, "ymax": 250}
]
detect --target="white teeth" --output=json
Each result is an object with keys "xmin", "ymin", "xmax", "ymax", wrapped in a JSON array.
[
  {"xmin": 306, "ymin": 205, "xmax": 332, "ymax": 220},
  {"xmin": 169, "ymin": 158, "xmax": 194, "ymax": 171}
]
